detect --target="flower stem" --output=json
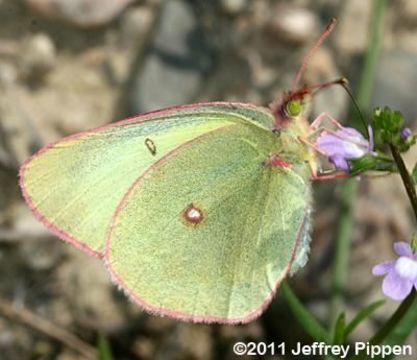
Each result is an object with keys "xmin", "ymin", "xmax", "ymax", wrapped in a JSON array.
[
  {"xmin": 351, "ymin": 291, "xmax": 416, "ymax": 360},
  {"xmin": 353, "ymin": 146, "xmax": 417, "ymax": 359},
  {"xmin": 389, "ymin": 144, "xmax": 417, "ymax": 221},
  {"xmin": 370, "ymin": 291, "xmax": 416, "ymax": 345},
  {"xmin": 329, "ymin": 0, "xmax": 387, "ymax": 329}
]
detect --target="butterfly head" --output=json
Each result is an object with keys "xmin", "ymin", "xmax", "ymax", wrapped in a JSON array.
[
  {"xmin": 271, "ymin": 87, "xmax": 312, "ymax": 129},
  {"xmin": 271, "ymin": 18, "xmax": 337, "ymax": 130}
]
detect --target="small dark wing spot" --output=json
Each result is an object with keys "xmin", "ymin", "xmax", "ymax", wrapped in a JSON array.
[
  {"xmin": 182, "ymin": 203, "xmax": 204, "ymax": 225},
  {"xmin": 145, "ymin": 138, "xmax": 157, "ymax": 156},
  {"xmin": 272, "ymin": 128, "xmax": 281, "ymax": 136}
]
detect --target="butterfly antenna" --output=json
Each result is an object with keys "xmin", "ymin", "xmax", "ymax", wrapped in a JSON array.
[
  {"xmin": 339, "ymin": 79, "xmax": 371, "ymax": 139},
  {"xmin": 292, "ymin": 18, "xmax": 337, "ymax": 91},
  {"xmin": 311, "ymin": 77, "xmax": 371, "ymax": 140}
]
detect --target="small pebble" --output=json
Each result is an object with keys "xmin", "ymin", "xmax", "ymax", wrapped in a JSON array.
[
  {"xmin": 25, "ymin": 0, "xmax": 135, "ymax": 27},
  {"xmin": 398, "ymin": 0, "xmax": 417, "ymax": 21},
  {"xmin": 269, "ymin": 7, "xmax": 318, "ymax": 44},
  {"xmin": 333, "ymin": 0, "xmax": 371, "ymax": 54},
  {"xmin": 120, "ymin": 6, "xmax": 155, "ymax": 48},
  {"xmin": 0, "ymin": 62, "xmax": 18, "ymax": 86},
  {"xmin": 19, "ymin": 33, "xmax": 56, "ymax": 81},
  {"xmin": 221, "ymin": 0, "xmax": 249, "ymax": 15}
]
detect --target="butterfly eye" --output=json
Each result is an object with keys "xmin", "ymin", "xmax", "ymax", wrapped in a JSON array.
[{"xmin": 286, "ymin": 99, "xmax": 302, "ymax": 117}]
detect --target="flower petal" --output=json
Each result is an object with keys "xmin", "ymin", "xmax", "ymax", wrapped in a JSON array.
[
  {"xmin": 372, "ymin": 261, "xmax": 394, "ymax": 276},
  {"xmin": 367, "ymin": 125, "xmax": 374, "ymax": 151},
  {"xmin": 316, "ymin": 134, "xmax": 343, "ymax": 157},
  {"xmin": 393, "ymin": 241, "xmax": 413, "ymax": 257},
  {"xmin": 315, "ymin": 126, "xmax": 371, "ymax": 167},
  {"xmin": 382, "ymin": 269, "xmax": 414, "ymax": 301},
  {"xmin": 340, "ymin": 141, "xmax": 368, "ymax": 159},
  {"xmin": 336, "ymin": 127, "xmax": 365, "ymax": 141},
  {"xmin": 401, "ymin": 127, "xmax": 412, "ymax": 141},
  {"xmin": 394, "ymin": 256, "xmax": 417, "ymax": 280},
  {"xmin": 329, "ymin": 155, "xmax": 350, "ymax": 171}
]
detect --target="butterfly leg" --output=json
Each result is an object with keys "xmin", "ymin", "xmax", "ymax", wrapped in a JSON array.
[
  {"xmin": 300, "ymin": 112, "xmax": 345, "ymax": 156},
  {"xmin": 310, "ymin": 112, "xmax": 372, "ymax": 150},
  {"xmin": 299, "ymin": 114, "xmax": 349, "ymax": 181},
  {"xmin": 298, "ymin": 135, "xmax": 327, "ymax": 156},
  {"xmin": 299, "ymin": 146, "xmax": 347, "ymax": 181},
  {"xmin": 310, "ymin": 112, "xmax": 344, "ymax": 131},
  {"xmin": 311, "ymin": 171, "xmax": 348, "ymax": 181}
]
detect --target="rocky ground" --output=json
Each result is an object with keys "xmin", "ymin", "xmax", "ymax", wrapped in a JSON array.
[{"xmin": 0, "ymin": 0, "xmax": 417, "ymax": 359}]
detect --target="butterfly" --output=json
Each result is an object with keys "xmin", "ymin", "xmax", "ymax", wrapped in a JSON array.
[{"xmin": 19, "ymin": 19, "xmax": 338, "ymax": 324}]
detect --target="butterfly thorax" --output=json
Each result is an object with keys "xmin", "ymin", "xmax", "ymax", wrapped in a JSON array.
[{"xmin": 270, "ymin": 95, "xmax": 316, "ymax": 181}]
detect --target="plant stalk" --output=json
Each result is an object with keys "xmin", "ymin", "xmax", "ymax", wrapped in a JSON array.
[
  {"xmin": 329, "ymin": 0, "xmax": 388, "ymax": 328},
  {"xmin": 389, "ymin": 145, "xmax": 417, "ymax": 220},
  {"xmin": 352, "ymin": 146, "xmax": 417, "ymax": 359}
]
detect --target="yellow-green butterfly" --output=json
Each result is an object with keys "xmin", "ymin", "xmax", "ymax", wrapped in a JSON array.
[{"xmin": 19, "ymin": 20, "xmax": 337, "ymax": 324}]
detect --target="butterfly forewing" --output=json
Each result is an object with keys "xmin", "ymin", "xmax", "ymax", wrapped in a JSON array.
[{"xmin": 19, "ymin": 103, "xmax": 274, "ymax": 256}]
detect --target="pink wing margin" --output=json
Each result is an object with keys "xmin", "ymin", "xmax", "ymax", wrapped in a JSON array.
[
  {"xmin": 18, "ymin": 101, "xmax": 272, "ymax": 259},
  {"xmin": 105, "ymin": 213, "xmax": 309, "ymax": 324}
]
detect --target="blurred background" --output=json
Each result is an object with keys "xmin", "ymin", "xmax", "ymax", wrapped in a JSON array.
[{"xmin": 0, "ymin": 0, "xmax": 416, "ymax": 359}]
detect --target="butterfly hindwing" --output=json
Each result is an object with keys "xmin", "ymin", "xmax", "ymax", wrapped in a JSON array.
[{"xmin": 105, "ymin": 121, "xmax": 311, "ymax": 323}]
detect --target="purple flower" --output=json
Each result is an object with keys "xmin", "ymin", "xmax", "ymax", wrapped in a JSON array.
[
  {"xmin": 315, "ymin": 126, "xmax": 373, "ymax": 171},
  {"xmin": 372, "ymin": 242, "xmax": 417, "ymax": 301},
  {"xmin": 401, "ymin": 127, "xmax": 412, "ymax": 141}
]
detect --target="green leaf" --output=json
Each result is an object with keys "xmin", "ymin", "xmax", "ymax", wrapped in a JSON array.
[
  {"xmin": 372, "ymin": 107, "xmax": 415, "ymax": 152},
  {"xmin": 372, "ymin": 107, "xmax": 401, "ymax": 148},
  {"xmin": 97, "ymin": 334, "xmax": 113, "ymax": 360},
  {"xmin": 344, "ymin": 300, "xmax": 385, "ymax": 339},
  {"xmin": 281, "ymin": 282, "xmax": 331, "ymax": 343},
  {"xmin": 411, "ymin": 234, "xmax": 417, "ymax": 252},
  {"xmin": 349, "ymin": 154, "xmax": 396, "ymax": 175},
  {"xmin": 373, "ymin": 107, "xmax": 404, "ymax": 140},
  {"xmin": 332, "ymin": 312, "xmax": 346, "ymax": 344},
  {"xmin": 349, "ymin": 294, "xmax": 416, "ymax": 360}
]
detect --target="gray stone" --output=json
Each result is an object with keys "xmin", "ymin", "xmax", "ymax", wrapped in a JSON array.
[
  {"xmin": 221, "ymin": 0, "xmax": 249, "ymax": 15},
  {"xmin": 120, "ymin": 6, "xmax": 155, "ymax": 48},
  {"xmin": 19, "ymin": 33, "xmax": 56, "ymax": 81},
  {"xmin": 269, "ymin": 6, "xmax": 319, "ymax": 44},
  {"xmin": 127, "ymin": 0, "xmax": 213, "ymax": 114},
  {"xmin": 371, "ymin": 50, "xmax": 417, "ymax": 124},
  {"xmin": 333, "ymin": 0, "xmax": 372, "ymax": 55},
  {"xmin": 25, "ymin": 0, "xmax": 135, "ymax": 27}
]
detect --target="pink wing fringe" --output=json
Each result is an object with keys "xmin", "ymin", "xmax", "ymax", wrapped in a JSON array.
[
  {"xmin": 104, "ymin": 210, "xmax": 309, "ymax": 324},
  {"xmin": 19, "ymin": 101, "xmax": 299, "ymax": 323}
]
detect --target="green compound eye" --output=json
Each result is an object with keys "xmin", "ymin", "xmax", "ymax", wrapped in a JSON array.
[{"xmin": 286, "ymin": 100, "xmax": 302, "ymax": 117}]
